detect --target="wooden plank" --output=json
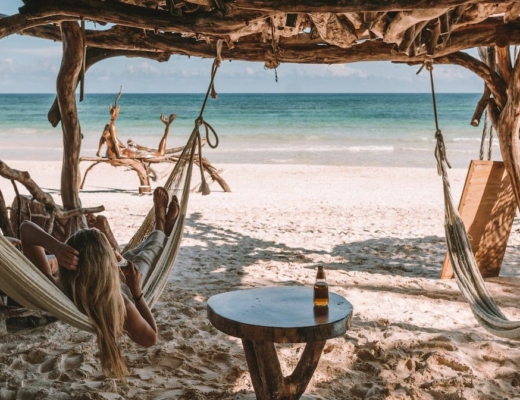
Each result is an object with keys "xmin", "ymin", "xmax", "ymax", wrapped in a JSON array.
[{"xmin": 441, "ymin": 160, "xmax": 517, "ymax": 279}]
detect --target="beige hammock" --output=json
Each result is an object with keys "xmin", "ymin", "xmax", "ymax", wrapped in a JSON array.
[
  {"xmin": 0, "ymin": 57, "xmax": 221, "ymax": 334},
  {"xmin": 426, "ymin": 64, "xmax": 520, "ymax": 339}
]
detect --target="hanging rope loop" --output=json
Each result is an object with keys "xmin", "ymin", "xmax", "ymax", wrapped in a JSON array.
[{"xmin": 188, "ymin": 42, "xmax": 222, "ymax": 195}]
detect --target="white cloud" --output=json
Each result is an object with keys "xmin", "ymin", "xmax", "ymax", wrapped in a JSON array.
[
  {"xmin": 10, "ymin": 46, "xmax": 62, "ymax": 58},
  {"xmin": 0, "ymin": 58, "xmax": 14, "ymax": 73},
  {"xmin": 291, "ymin": 64, "xmax": 367, "ymax": 78},
  {"xmin": 125, "ymin": 61, "xmax": 160, "ymax": 75},
  {"xmin": 246, "ymin": 67, "xmax": 254, "ymax": 75},
  {"xmin": 432, "ymin": 66, "xmax": 473, "ymax": 81},
  {"xmin": 181, "ymin": 68, "xmax": 199, "ymax": 77}
]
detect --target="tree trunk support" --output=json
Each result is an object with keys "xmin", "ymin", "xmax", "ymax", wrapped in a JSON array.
[
  {"xmin": 242, "ymin": 339, "xmax": 325, "ymax": 400},
  {"xmin": 57, "ymin": 21, "xmax": 86, "ymax": 235}
]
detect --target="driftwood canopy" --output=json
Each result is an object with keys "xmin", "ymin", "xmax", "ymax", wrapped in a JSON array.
[
  {"xmin": 3, "ymin": 0, "xmax": 520, "ymax": 231},
  {"xmin": 3, "ymin": 1, "xmax": 520, "ymax": 67}
]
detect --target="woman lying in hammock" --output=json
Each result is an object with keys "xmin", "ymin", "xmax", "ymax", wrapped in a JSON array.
[{"xmin": 19, "ymin": 186, "xmax": 179, "ymax": 380}]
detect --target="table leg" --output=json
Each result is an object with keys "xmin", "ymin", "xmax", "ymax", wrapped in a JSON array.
[{"xmin": 241, "ymin": 339, "xmax": 326, "ymax": 400}]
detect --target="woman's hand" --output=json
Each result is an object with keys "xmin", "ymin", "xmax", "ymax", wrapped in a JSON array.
[
  {"xmin": 54, "ymin": 243, "xmax": 79, "ymax": 270},
  {"xmin": 5, "ymin": 237, "xmax": 21, "ymax": 248},
  {"xmin": 122, "ymin": 261, "xmax": 143, "ymax": 298}
]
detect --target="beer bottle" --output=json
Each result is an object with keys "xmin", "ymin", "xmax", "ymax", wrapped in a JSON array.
[{"xmin": 313, "ymin": 265, "xmax": 329, "ymax": 307}]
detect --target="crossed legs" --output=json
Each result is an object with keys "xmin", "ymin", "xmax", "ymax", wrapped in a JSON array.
[{"xmin": 152, "ymin": 186, "xmax": 179, "ymax": 236}]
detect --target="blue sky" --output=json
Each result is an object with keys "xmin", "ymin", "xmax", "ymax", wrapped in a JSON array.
[{"xmin": 1, "ymin": 1, "xmax": 484, "ymax": 93}]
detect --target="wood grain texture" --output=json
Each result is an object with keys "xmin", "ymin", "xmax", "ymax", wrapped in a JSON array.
[
  {"xmin": 441, "ymin": 161, "xmax": 517, "ymax": 279},
  {"xmin": 207, "ymin": 286, "xmax": 353, "ymax": 343}
]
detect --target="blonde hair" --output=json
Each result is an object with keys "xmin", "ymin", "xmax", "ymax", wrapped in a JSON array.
[{"xmin": 61, "ymin": 228, "xmax": 128, "ymax": 380}]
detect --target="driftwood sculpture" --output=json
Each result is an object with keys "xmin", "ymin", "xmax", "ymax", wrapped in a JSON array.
[
  {"xmin": 96, "ymin": 89, "xmax": 177, "ymax": 159},
  {"xmin": 82, "ymin": 90, "xmax": 231, "ymax": 193}
]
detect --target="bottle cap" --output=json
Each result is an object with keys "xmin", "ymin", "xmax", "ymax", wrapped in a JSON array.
[{"xmin": 316, "ymin": 265, "xmax": 326, "ymax": 279}]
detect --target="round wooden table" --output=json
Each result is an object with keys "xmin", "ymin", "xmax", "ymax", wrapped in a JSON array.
[{"xmin": 207, "ymin": 286, "xmax": 353, "ymax": 400}]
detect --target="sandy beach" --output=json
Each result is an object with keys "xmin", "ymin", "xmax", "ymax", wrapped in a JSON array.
[{"xmin": 1, "ymin": 160, "xmax": 520, "ymax": 399}]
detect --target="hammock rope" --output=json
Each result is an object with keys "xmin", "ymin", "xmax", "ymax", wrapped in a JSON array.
[
  {"xmin": 428, "ymin": 63, "xmax": 520, "ymax": 339},
  {"xmin": 0, "ymin": 53, "xmax": 222, "ymax": 331}
]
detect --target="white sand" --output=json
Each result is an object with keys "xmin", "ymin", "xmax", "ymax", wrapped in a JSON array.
[{"xmin": 2, "ymin": 160, "xmax": 520, "ymax": 399}]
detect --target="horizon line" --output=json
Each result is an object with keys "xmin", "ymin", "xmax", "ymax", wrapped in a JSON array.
[{"xmin": 0, "ymin": 91, "xmax": 483, "ymax": 95}]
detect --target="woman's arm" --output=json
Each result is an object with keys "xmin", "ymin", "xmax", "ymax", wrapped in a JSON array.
[
  {"xmin": 20, "ymin": 221, "xmax": 79, "ymax": 285},
  {"xmin": 122, "ymin": 261, "xmax": 157, "ymax": 347}
]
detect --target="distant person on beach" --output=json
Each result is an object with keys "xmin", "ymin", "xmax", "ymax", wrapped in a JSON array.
[
  {"xmin": 96, "ymin": 103, "xmax": 176, "ymax": 159},
  {"xmin": 19, "ymin": 186, "xmax": 179, "ymax": 380}
]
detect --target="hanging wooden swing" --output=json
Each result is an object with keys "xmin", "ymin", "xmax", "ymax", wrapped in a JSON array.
[{"xmin": 440, "ymin": 159, "xmax": 517, "ymax": 278}]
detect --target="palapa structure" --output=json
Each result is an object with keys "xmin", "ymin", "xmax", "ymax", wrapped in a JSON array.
[{"xmin": 2, "ymin": 0, "xmax": 520, "ymax": 232}]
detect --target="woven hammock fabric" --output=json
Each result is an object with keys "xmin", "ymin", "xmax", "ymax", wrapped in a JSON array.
[
  {"xmin": 436, "ymin": 132, "xmax": 520, "ymax": 339},
  {"xmin": 0, "ymin": 110, "xmax": 206, "ymax": 332},
  {"xmin": 0, "ymin": 54, "xmax": 220, "ymax": 334}
]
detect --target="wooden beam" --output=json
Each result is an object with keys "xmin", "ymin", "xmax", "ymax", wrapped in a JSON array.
[
  {"xmin": 0, "ymin": 13, "xmax": 67, "ymax": 40},
  {"xmin": 497, "ymin": 53, "xmax": 520, "ymax": 211},
  {"xmin": 19, "ymin": 0, "xmax": 263, "ymax": 36},
  {"xmin": 17, "ymin": 18, "xmax": 520, "ymax": 69},
  {"xmin": 496, "ymin": 45, "xmax": 513, "ymax": 86},
  {"xmin": 13, "ymin": 0, "xmax": 509, "ymax": 43},
  {"xmin": 230, "ymin": 0, "xmax": 510, "ymax": 13}
]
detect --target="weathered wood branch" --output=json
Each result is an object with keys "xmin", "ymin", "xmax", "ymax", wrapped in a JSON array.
[
  {"xmin": 17, "ymin": 17, "xmax": 520, "ymax": 68},
  {"xmin": 79, "ymin": 153, "xmax": 232, "ymax": 193},
  {"xmin": 0, "ymin": 190, "xmax": 15, "ymax": 237},
  {"xmin": 230, "ymin": 0, "xmax": 511, "ymax": 14},
  {"xmin": 10, "ymin": 0, "xmax": 515, "ymax": 49},
  {"xmin": 0, "ymin": 160, "xmax": 105, "ymax": 223},
  {"xmin": 127, "ymin": 138, "xmax": 206, "ymax": 155},
  {"xmin": 469, "ymin": 46, "xmax": 494, "ymax": 126},
  {"xmin": 79, "ymin": 158, "xmax": 152, "ymax": 189},
  {"xmin": 309, "ymin": 13, "xmax": 357, "ymax": 48},
  {"xmin": 497, "ymin": 55, "xmax": 520, "ymax": 210},
  {"xmin": 384, "ymin": 8, "xmax": 447, "ymax": 45},
  {"xmin": 0, "ymin": 161, "xmax": 55, "ymax": 207},
  {"xmin": 470, "ymin": 86, "xmax": 491, "ymax": 126},
  {"xmin": 57, "ymin": 21, "xmax": 86, "ymax": 234},
  {"xmin": 46, "ymin": 46, "xmax": 170, "ymax": 127},
  {"xmin": 496, "ymin": 44, "xmax": 513, "ymax": 86},
  {"xmin": 434, "ymin": 52, "xmax": 507, "ymax": 110},
  {"xmin": 0, "ymin": 12, "xmax": 66, "ymax": 40},
  {"xmin": 19, "ymin": 0, "xmax": 263, "ymax": 36},
  {"xmin": 505, "ymin": 2, "xmax": 520, "ymax": 22}
]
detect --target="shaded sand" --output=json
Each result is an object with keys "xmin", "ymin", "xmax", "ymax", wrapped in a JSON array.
[{"xmin": 2, "ymin": 160, "xmax": 520, "ymax": 399}]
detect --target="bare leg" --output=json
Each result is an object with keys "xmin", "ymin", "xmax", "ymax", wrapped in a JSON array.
[
  {"xmin": 153, "ymin": 187, "xmax": 168, "ymax": 232},
  {"xmin": 165, "ymin": 195, "xmax": 180, "ymax": 237},
  {"xmin": 157, "ymin": 114, "xmax": 176, "ymax": 156}
]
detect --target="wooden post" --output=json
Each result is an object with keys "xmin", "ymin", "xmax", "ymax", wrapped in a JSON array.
[
  {"xmin": 497, "ymin": 52, "xmax": 520, "ymax": 214},
  {"xmin": 57, "ymin": 21, "xmax": 86, "ymax": 234}
]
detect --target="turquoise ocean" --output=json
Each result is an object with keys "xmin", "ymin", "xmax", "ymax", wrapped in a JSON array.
[{"xmin": 0, "ymin": 93, "xmax": 495, "ymax": 168}]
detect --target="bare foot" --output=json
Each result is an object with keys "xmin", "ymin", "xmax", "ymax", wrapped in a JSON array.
[
  {"xmin": 165, "ymin": 195, "xmax": 180, "ymax": 236},
  {"xmin": 153, "ymin": 187, "xmax": 169, "ymax": 232}
]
